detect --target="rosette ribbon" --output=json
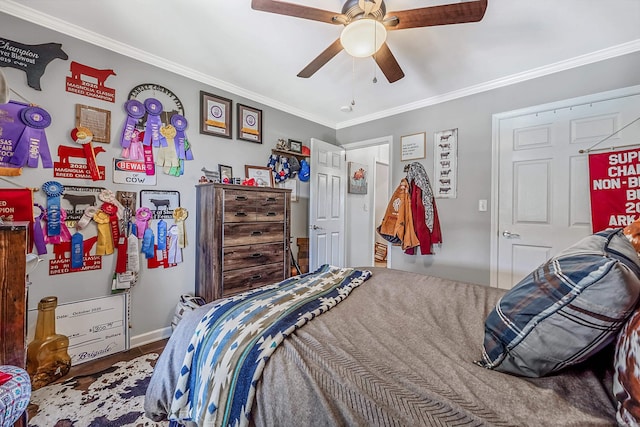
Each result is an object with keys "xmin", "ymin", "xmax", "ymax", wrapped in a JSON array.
[
  {"xmin": 99, "ymin": 189, "xmax": 125, "ymax": 219},
  {"xmin": 172, "ymin": 207, "xmax": 188, "ymax": 248},
  {"xmin": 44, "ymin": 208, "xmax": 71, "ymax": 245},
  {"xmin": 101, "ymin": 202, "xmax": 120, "ymax": 246},
  {"xmin": 75, "ymin": 205, "xmax": 98, "ymax": 230},
  {"xmin": 135, "ymin": 207, "xmax": 152, "ymax": 239},
  {"xmin": 71, "ymin": 126, "xmax": 101, "ymax": 181},
  {"xmin": 32, "ymin": 203, "xmax": 47, "ymax": 255},
  {"xmin": 120, "ymin": 99, "xmax": 145, "ymax": 150},
  {"xmin": 10, "ymin": 106, "xmax": 53, "ymax": 168},
  {"xmin": 93, "ymin": 209, "xmax": 114, "ymax": 256},
  {"xmin": 71, "ymin": 232, "xmax": 84, "ymax": 269},
  {"xmin": 42, "ymin": 181, "xmax": 64, "ymax": 238},
  {"xmin": 171, "ymin": 114, "xmax": 193, "ymax": 175},
  {"xmin": 142, "ymin": 98, "xmax": 163, "ymax": 147},
  {"xmin": 123, "ymin": 128, "xmax": 145, "ymax": 161},
  {"xmin": 157, "ymin": 125, "xmax": 180, "ymax": 176}
]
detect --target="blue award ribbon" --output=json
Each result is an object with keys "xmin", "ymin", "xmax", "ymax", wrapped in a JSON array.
[
  {"xmin": 157, "ymin": 219, "xmax": 167, "ymax": 250},
  {"xmin": 42, "ymin": 181, "xmax": 64, "ymax": 237},
  {"xmin": 71, "ymin": 232, "xmax": 84, "ymax": 269},
  {"xmin": 141, "ymin": 227, "xmax": 155, "ymax": 259}
]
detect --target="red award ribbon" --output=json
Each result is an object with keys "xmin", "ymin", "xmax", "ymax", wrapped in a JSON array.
[
  {"xmin": 172, "ymin": 207, "xmax": 188, "ymax": 248},
  {"xmin": 101, "ymin": 202, "xmax": 120, "ymax": 246},
  {"xmin": 71, "ymin": 126, "xmax": 101, "ymax": 181},
  {"xmin": 115, "ymin": 234, "xmax": 128, "ymax": 274},
  {"xmin": 143, "ymin": 143, "xmax": 155, "ymax": 176},
  {"xmin": 93, "ymin": 210, "xmax": 114, "ymax": 255},
  {"xmin": 99, "ymin": 189, "xmax": 124, "ymax": 219}
]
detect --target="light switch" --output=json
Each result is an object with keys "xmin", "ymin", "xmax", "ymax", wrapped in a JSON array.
[{"xmin": 478, "ymin": 199, "xmax": 487, "ymax": 212}]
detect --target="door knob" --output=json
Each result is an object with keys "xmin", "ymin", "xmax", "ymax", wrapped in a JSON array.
[
  {"xmin": 502, "ymin": 230, "xmax": 521, "ymax": 239},
  {"xmin": 311, "ymin": 225, "xmax": 323, "ymax": 230}
]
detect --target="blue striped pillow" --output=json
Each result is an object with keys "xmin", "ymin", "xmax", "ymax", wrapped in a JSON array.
[{"xmin": 478, "ymin": 229, "xmax": 640, "ymax": 377}]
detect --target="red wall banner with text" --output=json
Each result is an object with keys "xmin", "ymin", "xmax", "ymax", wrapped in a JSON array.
[{"xmin": 589, "ymin": 148, "xmax": 640, "ymax": 233}]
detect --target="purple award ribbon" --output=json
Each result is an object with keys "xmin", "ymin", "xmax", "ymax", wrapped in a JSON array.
[
  {"xmin": 171, "ymin": 114, "xmax": 189, "ymax": 160},
  {"xmin": 32, "ymin": 203, "xmax": 47, "ymax": 255},
  {"xmin": 42, "ymin": 181, "xmax": 64, "ymax": 237},
  {"xmin": 142, "ymin": 98, "xmax": 163, "ymax": 147},
  {"xmin": 71, "ymin": 232, "xmax": 84, "ymax": 269},
  {"xmin": 120, "ymin": 99, "xmax": 145, "ymax": 149},
  {"xmin": 11, "ymin": 106, "xmax": 53, "ymax": 168},
  {"xmin": 157, "ymin": 219, "xmax": 167, "ymax": 250}
]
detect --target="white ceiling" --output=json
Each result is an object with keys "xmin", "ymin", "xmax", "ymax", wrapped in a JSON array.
[{"xmin": 3, "ymin": 0, "xmax": 640, "ymax": 129}]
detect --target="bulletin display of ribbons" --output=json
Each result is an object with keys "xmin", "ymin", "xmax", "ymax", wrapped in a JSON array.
[{"xmin": 588, "ymin": 148, "xmax": 640, "ymax": 232}]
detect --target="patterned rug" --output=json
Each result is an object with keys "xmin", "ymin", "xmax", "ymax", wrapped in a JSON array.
[{"xmin": 28, "ymin": 353, "xmax": 169, "ymax": 427}]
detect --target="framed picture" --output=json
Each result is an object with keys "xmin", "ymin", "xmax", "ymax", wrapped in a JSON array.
[
  {"xmin": 400, "ymin": 132, "xmax": 426, "ymax": 161},
  {"xmin": 245, "ymin": 165, "xmax": 274, "ymax": 187},
  {"xmin": 200, "ymin": 91, "xmax": 232, "ymax": 138},
  {"xmin": 237, "ymin": 104, "xmax": 262, "ymax": 143},
  {"xmin": 434, "ymin": 128, "xmax": 458, "ymax": 199},
  {"xmin": 75, "ymin": 104, "xmax": 111, "ymax": 143},
  {"xmin": 139, "ymin": 190, "xmax": 180, "ymax": 220},
  {"xmin": 288, "ymin": 139, "xmax": 302, "ymax": 153},
  {"xmin": 218, "ymin": 164, "xmax": 233, "ymax": 183},
  {"xmin": 348, "ymin": 162, "xmax": 368, "ymax": 194}
]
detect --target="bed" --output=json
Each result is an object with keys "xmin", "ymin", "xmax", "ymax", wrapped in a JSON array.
[{"xmin": 144, "ymin": 264, "xmax": 621, "ymax": 427}]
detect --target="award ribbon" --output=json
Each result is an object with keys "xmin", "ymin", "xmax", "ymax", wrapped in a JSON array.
[
  {"xmin": 167, "ymin": 225, "xmax": 183, "ymax": 264},
  {"xmin": 42, "ymin": 181, "xmax": 64, "ymax": 237},
  {"xmin": 76, "ymin": 205, "xmax": 98, "ymax": 230},
  {"xmin": 101, "ymin": 202, "xmax": 120, "ymax": 246},
  {"xmin": 99, "ymin": 189, "xmax": 125, "ymax": 219},
  {"xmin": 120, "ymin": 99, "xmax": 145, "ymax": 149},
  {"xmin": 171, "ymin": 115, "xmax": 189, "ymax": 160},
  {"xmin": 115, "ymin": 234, "xmax": 128, "ymax": 274},
  {"xmin": 123, "ymin": 128, "xmax": 145, "ymax": 161},
  {"xmin": 44, "ymin": 209, "xmax": 71, "ymax": 245},
  {"xmin": 172, "ymin": 207, "xmax": 188, "ymax": 248},
  {"xmin": 93, "ymin": 210, "xmax": 114, "ymax": 255},
  {"xmin": 127, "ymin": 233, "xmax": 140, "ymax": 272},
  {"xmin": 157, "ymin": 125, "xmax": 180, "ymax": 176},
  {"xmin": 143, "ymin": 143, "xmax": 155, "ymax": 176},
  {"xmin": 141, "ymin": 227, "xmax": 155, "ymax": 259},
  {"xmin": 135, "ymin": 207, "xmax": 152, "ymax": 238},
  {"xmin": 10, "ymin": 106, "xmax": 53, "ymax": 168},
  {"xmin": 142, "ymin": 98, "xmax": 163, "ymax": 147},
  {"xmin": 71, "ymin": 126, "xmax": 101, "ymax": 181},
  {"xmin": 70, "ymin": 232, "xmax": 84, "ymax": 269},
  {"xmin": 157, "ymin": 219, "xmax": 167, "ymax": 250},
  {"xmin": 32, "ymin": 203, "xmax": 47, "ymax": 255}
]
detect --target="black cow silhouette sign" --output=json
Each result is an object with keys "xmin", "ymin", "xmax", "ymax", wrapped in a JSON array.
[{"xmin": 0, "ymin": 37, "xmax": 68, "ymax": 90}]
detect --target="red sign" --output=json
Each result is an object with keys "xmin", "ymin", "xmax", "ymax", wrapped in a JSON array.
[
  {"xmin": 53, "ymin": 144, "xmax": 106, "ymax": 180},
  {"xmin": 65, "ymin": 61, "xmax": 116, "ymax": 103},
  {"xmin": 0, "ymin": 188, "xmax": 34, "ymax": 247},
  {"xmin": 589, "ymin": 148, "xmax": 640, "ymax": 232},
  {"xmin": 48, "ymin": 235, "xmax": 102, "ymax": 275}
]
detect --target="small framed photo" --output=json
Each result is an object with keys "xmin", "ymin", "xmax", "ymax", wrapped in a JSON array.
[
  {"xmin": 245, "ymin": 165, "xmax": 274, "ymax": 187},
  {"xmin": 288, "ymin": 139, "xmax": 303, "ymax": 154},
  {"xmin": 218, "ymin": 164, "xmax": 233, "ymax": 183},
  {"xmin": 348, "ymin": 162, "xmax": 368, "ymax": 194},
  {"xmin": 75, "ymin": 104, "xmax": 111, "ymax": 143},
  {"xmin": 237, "ymin": 104, "xmax": 262, "ymax": 143},
  {"xmin": 400, "ymin": 132, "xmax": 426, "ymax": 161},
  {"xmin": 200, "ymin": 91, "xmax": 232, "ymax": 138}
]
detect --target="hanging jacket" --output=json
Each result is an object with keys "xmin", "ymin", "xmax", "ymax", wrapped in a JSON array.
[
  {"xmin": 378, "ymin": 178, "xmax": 420, "ymax": 250},
  {"xmin": 405, "ymin": 162, "xmax": 443, "ymax": 255}
]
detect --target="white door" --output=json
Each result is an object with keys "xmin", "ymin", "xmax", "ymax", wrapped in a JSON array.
[
  {"xmin": 309, "ymin": 138, "xmax": 346, "ymax": 270},
  {"xmin": 493, "ymin": 86, "xmax": 640, "ymax": 289}
]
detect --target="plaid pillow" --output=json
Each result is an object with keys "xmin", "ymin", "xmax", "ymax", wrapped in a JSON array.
[{"xmin": 478, "ymin": 228, "xmax": 640, "ymax": 377}]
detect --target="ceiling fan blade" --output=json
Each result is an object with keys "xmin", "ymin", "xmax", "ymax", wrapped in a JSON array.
[
  {"xmin": 385, "ymin": 0, "xmax": 487, "ymax": 30},
  {"xmin": 251, "ymin": 0, "xmax": 340, "ymax": 24},
  {"xmin": 298, "ymin": 38, "xmax": 344, "ymax": 78},
  {"xmin": 374, "ymin": 43, "xmax": 405, "ymax": 83}
]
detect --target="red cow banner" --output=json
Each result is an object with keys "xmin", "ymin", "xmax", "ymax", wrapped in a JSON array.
[{"xmin": 589, "ymin": 148, "xmax": 640, "ymax": 233}]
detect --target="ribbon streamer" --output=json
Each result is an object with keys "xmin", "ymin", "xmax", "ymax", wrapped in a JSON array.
[
  {"xmin": 135, "ymin": 207, "xmax": 152, "ymax": 238},
  {"xmin": 71, "ymin": 126, "xmax": 101, "ymax": 181},
  {"xmin": 76, "ymin": 206, "xmax": 98, "ymax": 230},
  {"xmin": 142, "ymin": 98, "xmax": 163, "ymax": 147},
  {"xmin": 143, "ymin": 144, "xmax": 155, "ymax": 176},
  {"xmin": 172, "ymin": 207, "xmax": 188, "ymax": 248},
  {"xmin": 10, "ymin": 106, "xmax": 53, "ymax": 168},
  {"xmin": 141, "ymin": 227, "xmax": 155, "ymax": 259},
  {"xmin": 120, "ymin": 99, "xmax": 145, "ymax": 149},
  {"xmin": 101, "ymin": 202, "xmax": 120, "ymax": 246},
  {"xmin": 70, "ymin": 232, "xmax": 84, "ymax": 269},
  {"xmin": 127, "ymin": 233, "xmax": 140, "ymax": 272},
  {"xmin": 93, "ymin": 210, "xmax": 114, "ymax": 255},
  {"xmin": 157, "ymin": 219, "xmax": 167, "ymax": 250},
  {"xmin": 123, "ymin": 128, "xmax": 145, "ymax": 161},
  {"xmin": 32, "ymin": 203, "xmax": 47, "ymax": 255},
  {"xmin": 167, "ymin": 225, "xmax": 183, "ymax": 264},
  {"xmin": 44, "ymin": 208, "xmax": 72, "ymax": 245},
  {"xmin": 115, "ymin": 235, "xmax": 128, "ymax": 274},
  {"xmin": 157, "ymin": 125, "xmax": 180, "ymax": 176},
  {"xmin": 42, "ymin": 181, "xmax": 64, "ymax": 237}
]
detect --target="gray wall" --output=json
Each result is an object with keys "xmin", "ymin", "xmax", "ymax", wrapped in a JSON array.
[
  {"xmin": 337, "ymin": 51, "xmax": 640, "ymax": 285},
  {"xmin": 1, "ymin": 13, "xmax": 333, "ymax": 342}
]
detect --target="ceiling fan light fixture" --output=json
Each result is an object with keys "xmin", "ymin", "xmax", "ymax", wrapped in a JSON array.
[{"xmin": 340, "ymin": 19, "xmax": 386, "ymax": 58}]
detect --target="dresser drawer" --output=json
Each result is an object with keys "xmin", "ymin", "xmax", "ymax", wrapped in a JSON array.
[
  {"xmin": 223, "ymin": 190, "xmax": 258, "ymax": 222},
  {"xmin": 255, "ymin": 192, "xmax": 285, "ymax": 222},
  {"xmin": 223, "ymin": 263, "xmax": 285, "ymax": 295},
  {"xmin": 223, "ymin": 222, "xmax": 284, "ymax": 246},
  {"xmin": 223, "ymin": 243, "xmax": 284, "ymax": 271}
]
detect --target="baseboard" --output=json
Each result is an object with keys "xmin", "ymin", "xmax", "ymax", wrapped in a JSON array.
[{"xmin": 130, "ymin": 327, "xmax": 172, "ymax": 348}]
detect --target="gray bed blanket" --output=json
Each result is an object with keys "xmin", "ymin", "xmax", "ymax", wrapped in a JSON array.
[{"xmin": 145, "ymin": 267, "xmax": 616, "ymax": 426}]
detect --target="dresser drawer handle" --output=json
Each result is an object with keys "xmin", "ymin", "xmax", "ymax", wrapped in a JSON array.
[
  {"xmin": 235, "ymin": 212, "xmax": 247, "ymax": 217},
  {"xmin": 265, "ymin": 197, "xmax": 276, "ymax": 202},
  {"xmin": 250, "ymin": 253, "xmax": 262, "ymax": 258},
  {"xmin": 250, "ymin": 274, "xmax": 262, "ymax": 281},
  {"xmin": 235, "ymin": 195, "xmax": 248, "ymax": 201},
  {"xmin": 251, "ymin": 231, "xmax": 263, "ymax": 236},
  {"xmin": 265, "ymin": 212, "xmax": 276, "ymax": 217}
]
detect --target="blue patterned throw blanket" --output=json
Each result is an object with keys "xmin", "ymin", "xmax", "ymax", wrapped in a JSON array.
[{"xmin": 169, "ymin": 265, "xmax": 372, "ymax": 427}]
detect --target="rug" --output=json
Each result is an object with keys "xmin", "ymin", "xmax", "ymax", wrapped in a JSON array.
[{"xmin": 28, "ymin": 353, "xmax": 169, "ymax": 427}]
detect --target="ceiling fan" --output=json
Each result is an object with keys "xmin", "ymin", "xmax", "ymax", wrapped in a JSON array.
[{"xmin": 251, "ymin": 0, "xmax": 488, "ymax": 83}]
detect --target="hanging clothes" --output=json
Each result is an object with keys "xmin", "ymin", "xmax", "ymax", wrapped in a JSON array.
[
  {"xmin": 377, "ymin": 178, "xmax": 420, "ymax": 251},
  {"xmin": 405, "ymin": 162, "xmax": 442, "ymax": 255}
]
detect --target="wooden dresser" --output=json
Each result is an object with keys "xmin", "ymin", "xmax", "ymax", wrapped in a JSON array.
[{"xmin": 195, "ymin": 184, "xmax": 291, "ymax": 302}]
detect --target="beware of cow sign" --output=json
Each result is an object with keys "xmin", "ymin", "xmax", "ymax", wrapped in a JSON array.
[
  {"xmin": 113, "ymin": 158, "xmax": 156, "ymax": 186},
  {"xmin": 66, "ymin": 61, "xmax": 116, "ymax": 103}
]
